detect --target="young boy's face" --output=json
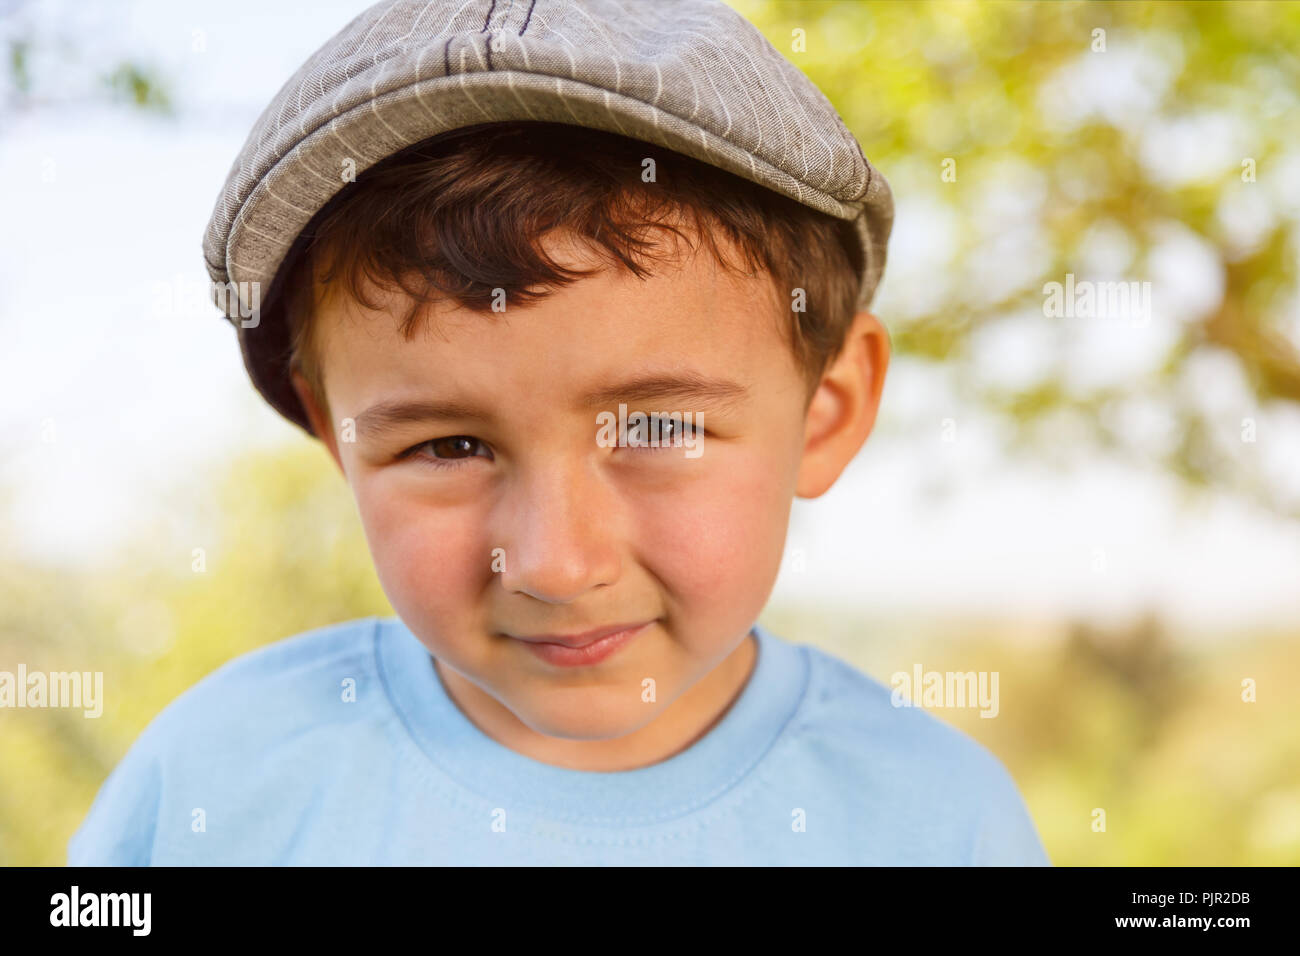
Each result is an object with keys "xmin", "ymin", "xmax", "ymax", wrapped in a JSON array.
[{"xmin": 292, "ymin": 226, "xmax": 887, "ymax": 765}]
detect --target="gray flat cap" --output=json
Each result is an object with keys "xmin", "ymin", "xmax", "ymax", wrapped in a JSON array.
[{"xmin": 203, "ymin": 0, "xmax": 894, "ymax": 437}]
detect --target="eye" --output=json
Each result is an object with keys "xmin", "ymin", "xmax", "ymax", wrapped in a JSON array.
[
  {"xmin": 625, "ymin": 414, "xmax": 705, "ymax": 449},
  {"xmin": 398, "ymin": 435, "xmax": 493, "ymax": 469}
]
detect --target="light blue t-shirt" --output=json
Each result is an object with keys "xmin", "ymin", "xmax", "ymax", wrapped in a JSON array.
[{"xmin": 68, "ymin": 616, "xmax": 1050, "ymax": 865}]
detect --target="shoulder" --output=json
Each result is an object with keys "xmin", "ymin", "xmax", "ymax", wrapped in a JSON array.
[
  {"xmin": 786, "ymin": 641, "xmax": 1050, "ymax": 864},
  {"xmin": 149, "ymin": 616, "xmax": 382, "ymax": 742},
  {"xmin": 795, "ymin": 645, "xmax": 993, "ymax": 763},
  {"xmin": 68, "ymin": 616, "xmax": 385, "ymax": 865},
  {"xmin": 109, "ymin": 616, "xmax": 386, "ymax": 765},
  {"xmin": 186, "ymin": 615, "xmax": 382, "ymax": 693}
]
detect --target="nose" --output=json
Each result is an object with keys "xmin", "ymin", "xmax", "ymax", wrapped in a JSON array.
[{"xmin": 494, "ymin": 456, "xmax": 622, "ymax": 604}]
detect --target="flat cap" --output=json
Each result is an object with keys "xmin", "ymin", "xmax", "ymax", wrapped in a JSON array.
[{"xmin": 203, "ymin": 0, "xmax": 894, "ymax": 437}]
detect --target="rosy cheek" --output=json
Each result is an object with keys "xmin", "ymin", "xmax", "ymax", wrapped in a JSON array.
[
  {"xmin": 357, "ymin": 481, "xmax": 481, "ymax": 612},
  {"xmin": 642, "ymin": 457, "xmax": 789, "ymax": 603}
]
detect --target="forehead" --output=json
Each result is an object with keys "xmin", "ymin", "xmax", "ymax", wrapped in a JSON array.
[{"xmin": 312, "ymin": 229, "xmax": 797, "ymax": 411}]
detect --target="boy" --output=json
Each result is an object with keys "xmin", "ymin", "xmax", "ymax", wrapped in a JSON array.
[{"xmin": 70, "ymin": 0, "xmax": 1049, "ymax": 864}]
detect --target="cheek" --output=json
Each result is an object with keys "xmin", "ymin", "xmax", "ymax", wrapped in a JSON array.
[
  {"xmin": 352, "ymin": 476, "xmax": 485, "ymax": 619},
  {"xmin": 641, "ymin": 447, "xmax": 794, "ymax": 608}
]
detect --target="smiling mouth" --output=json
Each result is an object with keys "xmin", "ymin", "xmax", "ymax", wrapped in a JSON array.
[{"xmin": 506, "ymin": 621, "xmax": 654, "ymax": 667}]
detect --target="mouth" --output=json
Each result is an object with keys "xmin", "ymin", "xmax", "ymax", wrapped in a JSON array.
[{"xmin": 506, "ymin": 621, "xmax": 654, "ymax": 667}]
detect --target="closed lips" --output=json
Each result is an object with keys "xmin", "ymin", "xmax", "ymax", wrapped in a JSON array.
[{"xmin": 509, "ymin": 622, "xmax": 652, "ymax": 648}]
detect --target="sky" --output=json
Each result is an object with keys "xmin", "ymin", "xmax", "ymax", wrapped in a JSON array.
[{"xmin": 1, "ymin": 0, "xmax": 1297, "ymax": 639}]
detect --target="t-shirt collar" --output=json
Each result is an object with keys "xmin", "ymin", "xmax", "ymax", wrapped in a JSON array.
[{"xmin": 377, "ymin": 614, "xmax": 808, "ymax": 824}]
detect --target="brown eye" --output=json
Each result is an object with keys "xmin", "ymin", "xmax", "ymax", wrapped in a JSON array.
[
  {"xmin": 400, "ymin": 435, "xmax": 492, "ymax": 469},
  {"xmin": 430, "ymin": 436, "xmax": 480, "ymax": 459}
]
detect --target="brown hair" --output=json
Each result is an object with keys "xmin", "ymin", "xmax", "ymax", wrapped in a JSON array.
[{"xmin": 280, "ymin": 121, "xmax": 863, "ymax": 425}]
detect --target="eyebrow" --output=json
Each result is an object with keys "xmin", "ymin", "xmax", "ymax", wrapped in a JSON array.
[{"xmin": 354, "ymin": 372, "xmax": 750, "ymax": 441}]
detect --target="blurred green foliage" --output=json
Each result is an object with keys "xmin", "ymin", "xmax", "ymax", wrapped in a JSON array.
[
  {"xmin": 738, "ymin": 0, "xmax": 1300, "ymax": 519},
  {"xmin": 102, "ymin": 61, "xmax": 172, "ymax": 113},
  {"xmin": 2, "ymin": 0, "xmax": 174, "ymax": 118}
]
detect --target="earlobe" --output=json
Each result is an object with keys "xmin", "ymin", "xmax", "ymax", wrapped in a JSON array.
[{"xmin": 795, "ymin": 311, "xmax": 890, "ymax": 499}]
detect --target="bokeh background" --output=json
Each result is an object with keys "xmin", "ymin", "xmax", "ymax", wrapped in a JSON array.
[{"xmin": 2, "ymin": 0, "xmax": 1298, "ymax": 865}]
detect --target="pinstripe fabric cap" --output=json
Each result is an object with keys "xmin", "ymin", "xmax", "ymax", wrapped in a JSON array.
[{"xmin": 203, "ymin": 0, "xmax": 894, "ymax": 437}]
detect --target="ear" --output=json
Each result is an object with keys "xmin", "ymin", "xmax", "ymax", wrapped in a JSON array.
[
  {"xmin": 290, "ymin": 369, "xmax": 345, "ymax": 476},
  {"xmin": 795, "ymin": 311, "xmax": 890, "ymax": 499}
]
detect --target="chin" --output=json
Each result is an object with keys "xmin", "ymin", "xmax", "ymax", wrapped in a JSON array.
[{"xmin": 514, "ymin": 685, "xmax": 661, "ymax": 742}]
